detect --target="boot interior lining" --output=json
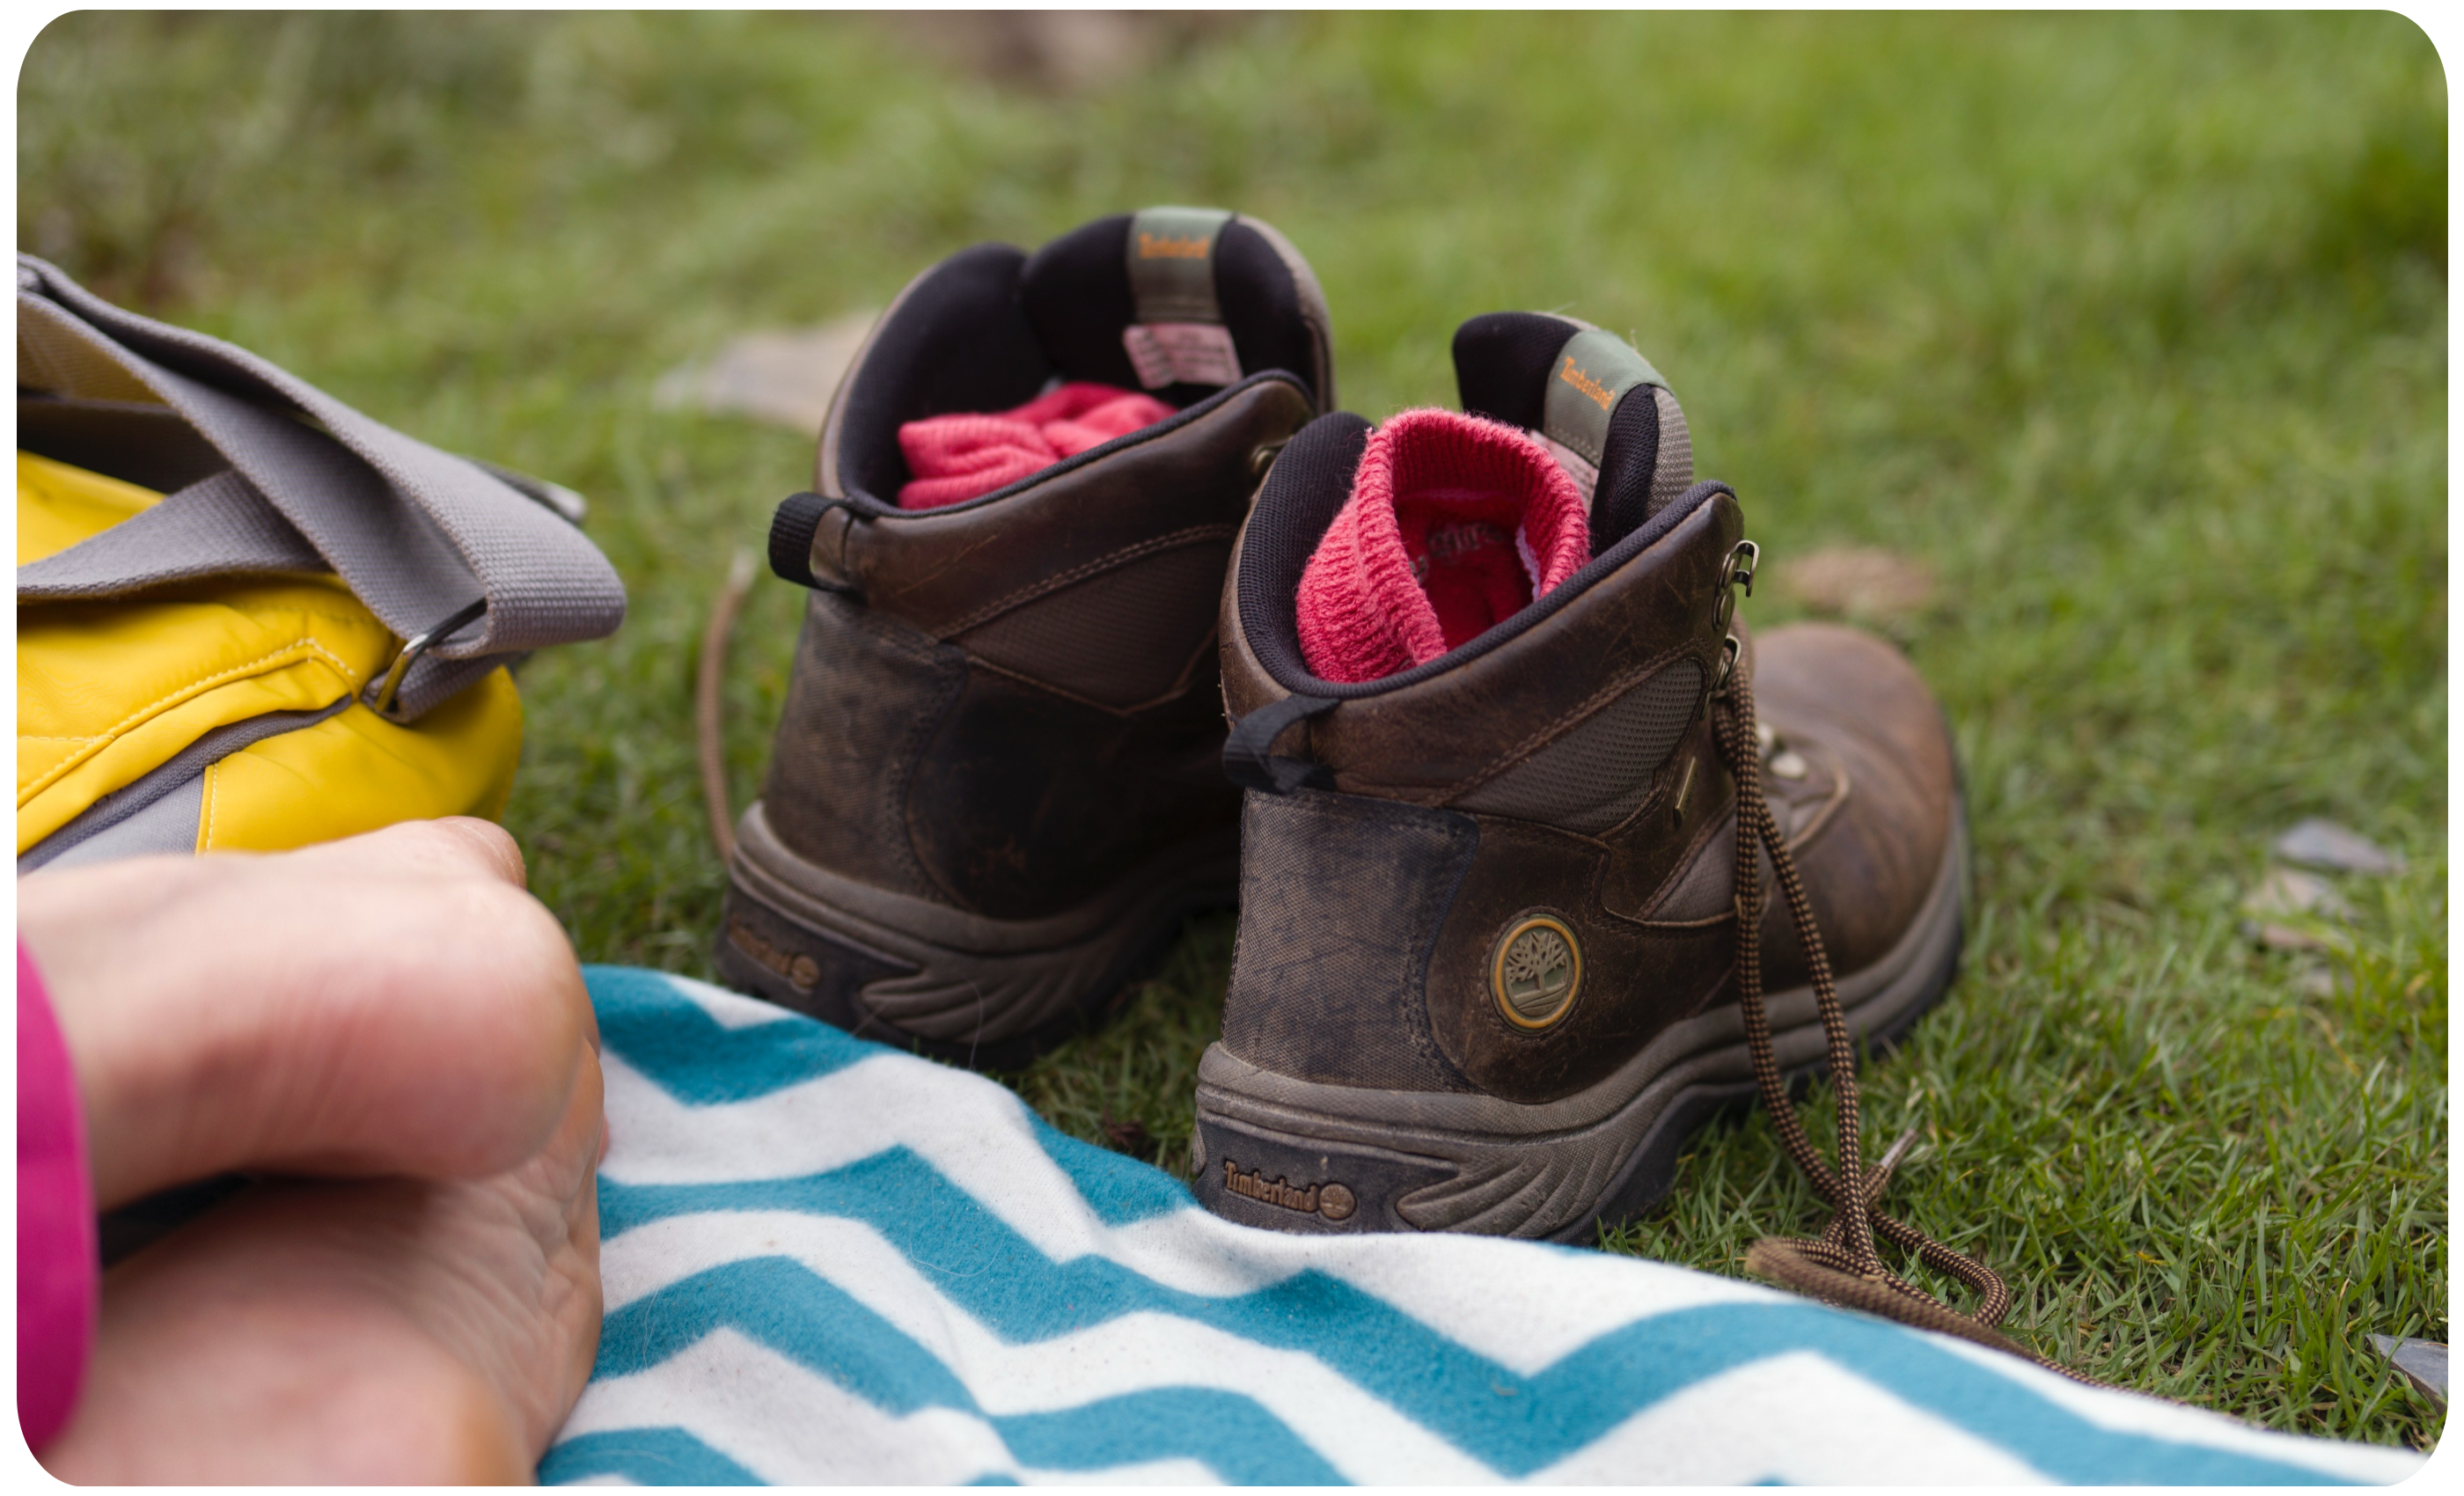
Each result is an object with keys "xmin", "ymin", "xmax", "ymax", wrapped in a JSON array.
[{"xmin": 834, "ymin": 219, "xmax": 1319, "ymax": 505}]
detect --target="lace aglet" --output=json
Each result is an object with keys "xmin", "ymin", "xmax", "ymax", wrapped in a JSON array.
[{"xmin": 1866, "ymin": 1126, "xmax": 1922, "ymax": 1199}]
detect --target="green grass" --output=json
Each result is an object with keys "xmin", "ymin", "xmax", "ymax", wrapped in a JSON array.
[{"xmin": 21, "ymin": 11, "xmax": 2445, "ymax": 1450}]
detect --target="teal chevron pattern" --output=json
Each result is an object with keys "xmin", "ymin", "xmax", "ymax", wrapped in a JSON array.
[{"xmin": 544, "ymin": 968, "xmax": 2422, "ymax": 1485}]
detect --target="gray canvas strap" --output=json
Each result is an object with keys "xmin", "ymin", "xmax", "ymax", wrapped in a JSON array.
[
  {"xmin": 18, "ymin": 397, "xmax": 227, "ymax": 492},
  {"xmin": 17, "ymin": 468, "xmax": 326, "ymax": 595},
  {"xmin": 1540, "ymin": 328, "xmax": 1671, "ymax": 468},
  {"xmin": 15, "ymin": 254, "xmax": 625, "ymax": 721}
]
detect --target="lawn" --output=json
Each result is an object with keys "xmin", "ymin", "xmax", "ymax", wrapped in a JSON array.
[{"xmin": 20, "ymin": 11, "xmax": 2446, "ymax": 1450}]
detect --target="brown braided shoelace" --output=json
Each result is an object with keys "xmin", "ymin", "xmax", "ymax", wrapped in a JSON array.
[{"xmin": 1707, "ymin": 636, "xmax": 2100, "ymax": 1385}]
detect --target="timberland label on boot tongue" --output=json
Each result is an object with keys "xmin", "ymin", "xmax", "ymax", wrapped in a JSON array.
[
  {"xmin": 1540, "ymin": 328, "xmax": 1669, "ymax": 477},
  {"xmin": 1123, "ymin": 206, "xmax": 1243, "ymax": 390}
]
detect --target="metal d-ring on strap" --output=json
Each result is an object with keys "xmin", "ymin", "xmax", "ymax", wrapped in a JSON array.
[{"xmin": 369, "ymin": 598, "xmax": 488, "ymax": 722}]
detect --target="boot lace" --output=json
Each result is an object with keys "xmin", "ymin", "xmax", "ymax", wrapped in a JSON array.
[{"xmin": 1706, "ymin": 566, "xmax": 2095, "ymax": 1382}]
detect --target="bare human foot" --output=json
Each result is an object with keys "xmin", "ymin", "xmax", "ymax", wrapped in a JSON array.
[
  {"xmin": 36, "ymin": 1057, "xmax": 603, "ymax": 1483},
  {"xmin": 19, "ymin": 819, "xmax": 605, "ymax": 1482},
  {"xmin": 22, "ymin": 818, "xmax": 596, "ymax": 1210}
]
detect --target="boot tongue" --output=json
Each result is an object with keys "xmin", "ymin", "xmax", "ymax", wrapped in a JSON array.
[
  {"xmin": 1451, "ymin": 313, "xmax": 1695, "ymax": 554},
  {"xmin": 1294, "ymin": 408, "xmax": 1590, "ymax": 684}
]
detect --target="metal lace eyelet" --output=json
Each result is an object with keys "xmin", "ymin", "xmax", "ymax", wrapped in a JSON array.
[
  {"xmin": 1727, "ymin": 539, "xmax": 1761, "ymax": 596},
  {"xmin": 1708, "ymin": 633, "xmax": 1743, "ymax": 697}
]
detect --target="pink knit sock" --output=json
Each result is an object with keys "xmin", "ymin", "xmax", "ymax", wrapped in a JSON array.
[
  {"xmin": 897, "ymin": 382, "xmax": 1177, "ymax": 510},
  {"xmin": 1296, "ymin": 408, "xmax": 1590, "ymax": 684}
]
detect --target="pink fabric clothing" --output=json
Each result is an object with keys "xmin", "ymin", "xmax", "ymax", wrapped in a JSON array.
[
  {"xmin": 897, "ymin": 382, "xmax": 1177, "ymax": 510},
  {"xmin": 1296, "ymin": 408, "xmax": 1591, "ymax": 684},
  {"xmin": 18, "ymin": 943, "xmax": 95, "ymax": 1454}
]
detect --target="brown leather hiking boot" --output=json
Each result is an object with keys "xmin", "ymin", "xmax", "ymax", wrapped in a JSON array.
[
  {"xmin": 716, "ymin": 208, "xmax": 1333, "ymax": 1064},
  {"xmin": 1192, "ymin": 313, "xmax": 1968, "ymax": 1245}
]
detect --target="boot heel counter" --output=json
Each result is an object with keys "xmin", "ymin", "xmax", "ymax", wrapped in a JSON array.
[
  {"xmin": 759, "ymin": 590, "xmax": 964, "ymax": 901},
  {"xmin": 1222, "ymin": 787, "xmax": 1481, "ymax": 1093}
]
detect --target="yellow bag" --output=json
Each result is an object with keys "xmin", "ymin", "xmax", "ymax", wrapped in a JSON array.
[
  {"xmin": 16, "ymin": 253, "xmax": 624, "ymax": 871},
  {"xmin": 18, "ymin": 451, "xmax": 522, "ymax": 866}
]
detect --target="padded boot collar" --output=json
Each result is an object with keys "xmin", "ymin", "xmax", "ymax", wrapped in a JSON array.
[
  {"xmin": 1451, "ymin": 312, "xmax": 1697, "ymax": 552},
  {"xmin": 811, "ymin": 374, "xmax": 1312, "ymax": 640},
  {"xmin": 1223, "ymin": 409, "xmax": 1742, "ymax": 806},
  {"xmin": 814, "ymin": 210, "xmax": 1335, "ymax": 516}
]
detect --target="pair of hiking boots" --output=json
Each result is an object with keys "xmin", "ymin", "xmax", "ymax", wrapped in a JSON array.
[{"xmin": 715, "ymin": 208, "xmax": 2004, "ymax": 1347}]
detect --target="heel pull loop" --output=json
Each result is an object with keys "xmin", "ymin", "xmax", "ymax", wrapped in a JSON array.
[
  {"xmin": 1224, "ymin": 693, "xmax": 1338, "ymax": 794},
  {"xmin": 768, "ymin": 492, "xmax": 861, "ymax": 593}
]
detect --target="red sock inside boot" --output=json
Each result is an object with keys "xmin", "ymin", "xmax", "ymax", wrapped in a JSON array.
[
  {"xmin": 897, "ymin": 382, "xmax": 1177, "ymax": 510},
  {"xmin": 1296, "ymin": 408, "xmax": 1590, "ymax": 683}
]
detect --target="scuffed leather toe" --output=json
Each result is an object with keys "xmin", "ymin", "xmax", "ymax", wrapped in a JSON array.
[{"xmin": 1749, "ymin": 621, "xmax": 1959, "ymax": 988}]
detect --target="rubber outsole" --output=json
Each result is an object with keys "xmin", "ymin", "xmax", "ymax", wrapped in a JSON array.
[
  {"xmin": 1192, "ymin": 801, "xmax": 1969, "ymax": 1241},
  {"xmin": 715, "ymin": 800, "xmax": 1238, "ymax": 1069}
]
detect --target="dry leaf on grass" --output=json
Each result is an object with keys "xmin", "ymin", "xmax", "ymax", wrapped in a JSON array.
[
  {"xmin": 2241, "ymin": 866, "xmax": 2354, "ymax": 922},
  {"xmin": 2240, "ymin": 866, "xmax": 2355, "ymax": 950},
  {"xmin": 2368, "ymin": 1336, "xmax": 2447, "ymax": 1409},
  {"xmin": 2274, "ymin": 818, "xmax": 2404, "ymax": 875},
  {"xmin": 652, "ymin": 313, "xmax": 877, "ymax": 432}
]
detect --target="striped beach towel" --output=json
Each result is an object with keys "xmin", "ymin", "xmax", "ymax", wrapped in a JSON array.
[{"xmin": 542, "ymin": 967, "xmax": 2423, "ymax": 1485}]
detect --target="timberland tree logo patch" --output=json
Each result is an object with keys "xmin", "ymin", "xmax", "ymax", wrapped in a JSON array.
[
  {"xmin": 1492, "ymin": 913, "xmax": 1582, "ymax": 1030},
  {"xmin": 728, "ymin": 918, "xmax": 821, "ymax": 992},
  {"xmin": 1221, "ymin": 1160, "xmax": 1357, "ymax": 1221}
]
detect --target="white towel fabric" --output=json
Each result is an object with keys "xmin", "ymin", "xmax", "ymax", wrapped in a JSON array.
[{"xmin": 542, "ymin": 967, "xmax": 2423, "ymax": 1485}]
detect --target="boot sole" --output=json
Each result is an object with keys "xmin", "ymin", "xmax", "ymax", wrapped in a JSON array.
[
  {"xmin": 1192, "ymin": 798, "xmax": 1969, "ymax": 1241},
  {"xmin": 716, "ymin": 800, "xmax": 1239, "ymax": 1069}
]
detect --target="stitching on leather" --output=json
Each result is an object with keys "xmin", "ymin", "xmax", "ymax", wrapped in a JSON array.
[
  {"xmin": 1776, "ymin": 744, "xmax": 1851, "ymax": 853},
  {"xmin": 1638, "ymin": 908, "xmax": 1741, "ymax": 934},
  {"xmin": 1626, "ymin": 753, "xmax": 1738, "ymax": 920},
  {"xmin": 957, "ymin": 652, "xmax": 1174, "ymax": 719},
  {"xmin": 1443, "ymin": 641, "xmax": 1701, "ymax": 803},
  {"xmin": 1327, "ymin": 775, "xmax": 1454, "ymax": 807},
  {"xmin": 960, "ymin": 621, "xmax": 1222, "ymax": 716},
  {"xmin": 17, "ymin": 638, "xmax": 361, "ymax": 807},
  {"xmin": 942, "ymin": 525, "xmax": 1237, "ymax": 637},
  {"xmin": 1624, "ymin": 747, "xmax": 1849, "ymax": 932},
  {"xmin": 1587, "ymin": 715, "xmax": 1719, "ymax": 845}
]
